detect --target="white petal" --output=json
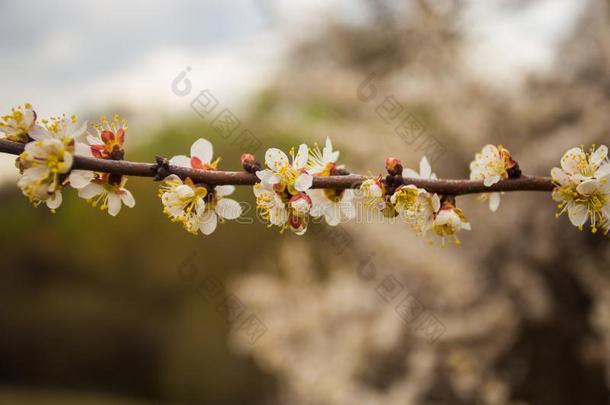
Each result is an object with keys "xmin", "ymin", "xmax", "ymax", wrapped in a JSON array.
[
  {"xmin": 482, "ymin": 144, "xmax": 499, "ymax": 158},
  {"xmin": 483, "ymin": 175, "xmax": 501, "ymax": 187},
  {"xmin": 69, "ymin": 170, "xmax": 94, "ymax": 189},
  {"xmin": 190, "ymin": 138, "xmax": 214, "ymax": 164},
  {"xmin": 215, "ymin": 185, "xmax": 235, "ymax": 197},
  {"xmin": 293, "ymin": 144, "xmax": 309, "ymax": 169},
  {"xmin": 78, "ymin": 183, "xmax": 104, "ymax": 199},
  {"xmin": 561, "ymin": 147, "xmax": 586, "ymax": 174},
  {"xmin": 71, "ymin": 120, "xmax": 88, "ymax": 139},
  {"xmin": 86, "ymin": 134, "xmax": 101, "ymax": 145},
  {"xmin": 169, "ymin": 155, "xmax": 192, "ymax": 168},
  {"xmin": 199, "ymin": 211, "xmax": 218, "ymax": 235},
  {"xmin": 215, "ymin": 198, "xmax": 242, "ymax": 219},
  {"xmin": 28, "ymin": 126, "xmax": 51, "ymax": 141},
  {"xmin": 322, "ymin": 137, "xmax": 338, "ymax": 163},
  {"xmin": 596, "ymin": 163, "xmax": 610, "ymax": 178},
  {"xmin": 419, "ymin": 157, "xmax": 432, "ymax": 179},
  {"xmin": 120, "ymin": 189, "xmax": 136, "ymax": 208},
  {"xmin": 24, "ymin": 165, "xmax": 50, "ymax": 180},
  {"xmin": 61, "ymin": 152, "xmax": 73, "ymax": 173},
  {"xmin": 324, "ymin": 205, "xmax": 341, "ymax": 226},
  {"xmin": 402, "ymin": 168, "xmax": 420, "ymax": 178},
  {"xmin": 256, "ymin": 169, "xmax": 280, "ymax": 185},
  {"xmin": 23, "ymin": 108, "xmax": 36, "ymax": 127},
  {"xmin": 590, "ymin": 145, "xmax": 608, "ymax": 167},
  {"xmin": 75, "ymin": 142, "xmax": 93, "ymax": 157},
  {"xmin": 107, "ymin": 193, "xmax": 122, "ymax": 216},
  {"xmin": 46, "ymin": 192, "xmax": 63, "ymax": 210},
  {"xmin": 269, "ymin": 207, "xmax": 288, "ymax": 226},
  {"xmin": 176, "ymin": 184, "xmax": 195, "ymax": 199},
  {"xmin": 551, "ymin": 167, "xmax": 570, "ymax": 185},
  {"xmin": 265, "ymin": 148, "xmax": 289, "ymax": 170},
  {"xmin": 567, "ymin": 203, "xmax": 588, "ymax": 227},
  {"xmin": 431, "ymin": 194, "xmax": 441, "ymax": 212},
  {"xmin": 576, "ymin": 179, "xmax": 598, "ymax": 196},
  {"xmin": 489, "ymin": 192, "xmax": 501, "ymax": 212},
  {"xmin": 294, "ymin": 174, "xmax": 313, "ymax": 191}
]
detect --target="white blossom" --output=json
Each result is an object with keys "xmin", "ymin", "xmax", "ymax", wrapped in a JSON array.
[
  {"xmin": 69, "ymin": 170, "xmax": 135, "ymax": 216},
  {"xmin": 256, "ymin": 144, "xmax": 313, "ymax": 193},
  {"xmin": 431, "ymin": 202, "xmax": 471, "ymax": 246},
  {"xmin": 17, "ymin": 138, "xmax": 74, "ymax": 211},
  {"xmin": 0, "ymin": 103, "xmax": 41, "ymax": 143},
  {"xmin": 552, "ymin": 145, "xmax": 610, "ymax": 234},
  {"xmin": 470, "ymin": 145, "xmax": 516, "ymax": 212}
]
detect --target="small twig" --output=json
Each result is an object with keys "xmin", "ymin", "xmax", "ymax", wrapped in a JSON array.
[{"xmin": 0, "ymin": 139, "xmax": 554, "ymax": 195}]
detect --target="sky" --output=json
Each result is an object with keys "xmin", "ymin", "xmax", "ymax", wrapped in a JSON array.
[{"xmin": 0, "ymin": 0, "xmax": 587, "ymax": 181}]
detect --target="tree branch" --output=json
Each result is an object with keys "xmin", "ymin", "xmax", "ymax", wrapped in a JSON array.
[{"xmin": 0, "ymin": 139, "xmax": 554, "ymax": 195}]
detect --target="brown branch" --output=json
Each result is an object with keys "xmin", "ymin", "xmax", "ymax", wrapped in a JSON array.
[{"xmin": 0, "ymin": 139, "xmax": 554, "ymax": 195}]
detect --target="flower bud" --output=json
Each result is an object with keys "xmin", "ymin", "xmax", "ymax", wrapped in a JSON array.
[
  {"xmin": 506, "ymin": 160, "xmax": 521, "ymax": 178},
  {"xmin": 241, "ymin": 153, "xmax": 262, "ymax": 174},
  {"xmin": 385, "ymin": 157, "xmax": 403, "ymax": 176}
]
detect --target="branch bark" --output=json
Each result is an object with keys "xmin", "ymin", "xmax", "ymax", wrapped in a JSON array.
[{"xmin": 0, "ymin": 139, "xmax": 554, "ymax": 195}]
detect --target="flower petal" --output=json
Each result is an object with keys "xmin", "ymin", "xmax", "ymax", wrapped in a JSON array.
[
  {"xmin": 120, "ymin": 189, "xmax": 136, "ymax": 208},
  {"xmin": 190, "ymin": 138, "xmax": 214, "ymax": 164},
  {"xmin": 28, "ymin": 126, "xmax": 52, "ymax": 141},
  {"xmin": 576, "ymin": 179, "xmax": 598, "ymax": 196},
  {"xmin": 107, "ymin": 193, "xmax": 122, "ymax": 216},
  {"xmin": 596, "ymin": 163, "xmax": 610, "ymax": 178},
  {"xmin": 419, "ymin": 157, "xmax": 432, "ymax": 179},
  {"xmin": 75, "ymin": 142, "xmax": 93, "ymax": 157},
  {"xmin": 293, "ymin": 144, "xmax": 309, "ymax": 169},
  {"xmin": 256, "ymin": 169, "xmax": 280, "ymax": 185},
  {"xmin": 560, "ymin": 147, "xmax": 586, "ymax": 174},
  {"xmin": 199, "ymin": 211, "xmax": 218, "ymax": 235},
  {"xmin": 265, "ymin": 148, "xmax": 289, "ymax": 171},
  {"xmin": 489, "ymin": 192, "xmax": 501, "ymax": 212},
  {"xmin": 590, "ymin": 145, "xmax": 608, "ymax": 167},
  {"xmin": 69, "ymin": 170, "xmax": 94, "ymax": 189},
  {"xmin": 324, "ymin": 205, "xmax": 341, "ymax": 226},
  {"xmin": 294, "ymin": 173, "xmax": 313, "ymax": 191},
  {"xmin": 431, "ymin": 194, "xmax": 441, "ymax": 212},
  {"xmin": 215, "ymin": 185, "xmax": 235, "ymax": 197},
  {"xmin": 402, "ymin": 168, "xmax": 419, "ymax": 178},
  {"xmin": 169, "ymin": 155, "xmax": 192, "ymax": 168},
  {"xmin": 46, "ymin": 192, "xmax": 63, "ymax": 210},
  {"xmin": 215, "ymin": 198, "xmax": 242, "ymax": 219},
  {"xmin": 71, "ymin": 120, "xmax": 88, "ymax": 139},
  {"xmin": 551, "ymin": 167, "xmax": 570, "ymax": 185},
  {"xmin": 269, "ymin": 207, "xmax": 288, "ymax": 226},
  {"xmin": 567, "ymin": 202, "xmax": 588, "ymax": 227},
  {"xmin": 483, "ymin": 175, "xmax": 501, "ymax": 187},
  {"xmin": 78, "ymin": 183, "xmax": 104, "ymax": 199}
]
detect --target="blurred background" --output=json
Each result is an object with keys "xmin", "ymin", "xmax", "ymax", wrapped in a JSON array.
[{"xmin": 1, "ymin": 0, "xmax": 610, "ymax": 404}]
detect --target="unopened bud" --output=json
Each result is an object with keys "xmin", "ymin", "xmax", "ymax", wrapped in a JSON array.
[
  {"xmin": 507, "ymin": 160, "xmax": 521, "ymax": 178},
  {"xmin": 241, "ymin": 153, "xmax": 262, "ymax": 174},
  {"xmin": 385, "ymin": 157, "xmax": 403, "ymax": 176}
]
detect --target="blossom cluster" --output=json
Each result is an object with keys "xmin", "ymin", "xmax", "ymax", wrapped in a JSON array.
[
  {"xmin": 2, "ymin": 103, "xmax": 135, "ymax": 215},
  {"xmin": 252, "ymin": 138, "xmax": 355, "ymax": 235},
  {"xmin": 360, "ymin": 156, "xmax": 471, "ymax": 246},
  {"xmin": 158, "ymin": 138, "xmax": 242, "ymax": 235},
  {"xmin": 1, "ymin": 103, "xmax": 609, "ymax": 244}
]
